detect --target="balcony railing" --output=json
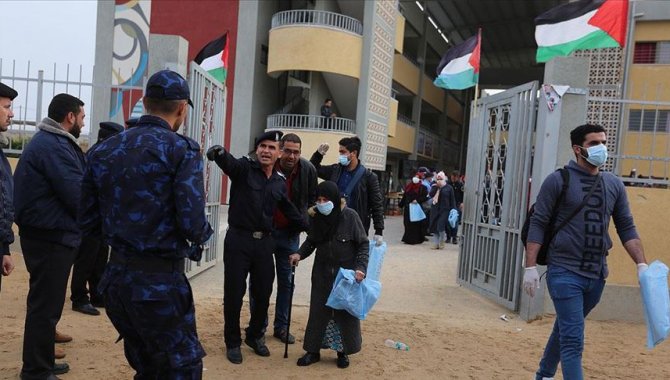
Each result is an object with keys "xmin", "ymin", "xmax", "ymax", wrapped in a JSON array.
[
  {"xmin": 271, "ymin": 10, "xmax": 363, "ymax": 35},
  {"xmin": 397, "ymin": 113, "xmax": 415, "ymax": 126},
  {"xmin": 267, "ymin": 114, "xmax": 356, "ymax": 133}
]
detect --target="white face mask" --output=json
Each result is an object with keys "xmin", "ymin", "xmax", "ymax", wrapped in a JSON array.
[
  {"xmin": 580, "ymin": 144, "xmax": 608, "ymax": 167},
  {"xmin": 412, "ymin": 177, "xmax": 420, "ymax": 184},
  {"xmin": 316, "ymin": 201, "xmax": 334, "ymax": 215}
]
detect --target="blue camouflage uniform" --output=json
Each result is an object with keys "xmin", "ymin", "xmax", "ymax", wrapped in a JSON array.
[{"xmin": 80, "ymin": 110, "xmax": 213, "ymax": 378}]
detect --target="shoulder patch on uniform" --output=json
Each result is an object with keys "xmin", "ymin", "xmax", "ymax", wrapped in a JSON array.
[{"xmin": 177, "ymin": 134, "xmax": 201, "ymax": 151}]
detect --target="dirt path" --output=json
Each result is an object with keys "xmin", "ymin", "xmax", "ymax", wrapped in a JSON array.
[{"xmin": 1, "ymin": 215, "xmax": 669, "ymax": 379}]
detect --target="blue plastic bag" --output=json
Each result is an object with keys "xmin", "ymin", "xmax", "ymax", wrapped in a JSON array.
[
  {"xmin": 448, "ymin": 209, "xmax": 459, "ymax": 228},
  {"xmin": 366, "ymin": 240, "xmax": 387, "ymax": 282},
  {"xmin": 639, "ymin": 260, "xmax": 670, "ymax": 349},
  {"xmin": 409, "ymin": 203, "xmax": 426, "ymax": 222},
  {"xmin": 326, "ymin": 268, "xmax": 382, "ymax": 320}
]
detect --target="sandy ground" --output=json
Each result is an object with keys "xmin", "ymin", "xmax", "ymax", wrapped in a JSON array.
[{"xmin": 1, "ymin": 213, "xmax": 669, "ymax": 379}]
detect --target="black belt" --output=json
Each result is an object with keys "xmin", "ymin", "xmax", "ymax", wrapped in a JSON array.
[
  {"xmin": 228, "ymin": 226, "xmax": 271, "ymax": 240},
  {"xmin": 109, "ymin": 252, "xmax": 185, "ymax": 273}
]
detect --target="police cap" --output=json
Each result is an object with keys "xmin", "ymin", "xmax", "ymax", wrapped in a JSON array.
[
  {"xmin": 0, "ymin": 82, "xmax": 18, "ymax": 100},
  {"xmin": 98, "ymin": 121, "xmax": 124, "ymax": 141},
  {"xmin": 145, "ymin": 70, "xmax": 193, "ymax": 107},
  {"xmin": 254, "ymin": 130, "xmax": 283, "ymax": 150}
]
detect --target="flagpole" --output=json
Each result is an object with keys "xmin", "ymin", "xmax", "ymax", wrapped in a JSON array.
[{"xmin": 472, "ymin": 82, "xmax": 479, "ymax": 116}]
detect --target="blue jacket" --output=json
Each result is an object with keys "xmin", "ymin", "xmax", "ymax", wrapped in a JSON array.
[
  {"xmin": 79, "ymin": 115, "xmax": 213, "ymax": 260},
  {"xmin": 0, "ymin": 148, "xmax": 14, "ymax": 255},
  {"xmin": 13, "ymin": 118, "xmax": 86, "ymax": 248}
]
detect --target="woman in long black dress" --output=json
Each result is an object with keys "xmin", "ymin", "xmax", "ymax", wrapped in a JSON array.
[
  {"xmin": 399, "ymin": 172, "xmax": 428, "ymax": 244},
  {"xmin": 289, "ymin": 181, "xmax": 369, "ymax": 369}
]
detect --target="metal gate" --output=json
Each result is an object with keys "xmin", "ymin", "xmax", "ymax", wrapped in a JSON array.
[
  {"xmin": 182, "ymin": 63, "xmax": 226, "ymax": 277},
  {"xmin": 458, "ymin": 81, "xmax": 538, "ymax": 310}
]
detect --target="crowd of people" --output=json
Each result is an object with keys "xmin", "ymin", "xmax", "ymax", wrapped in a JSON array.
[
  {"xmin": 399, "ymin": 167, "xmax": 464, "ymax": 249},
  {"xmin": 1, "ymin": 69, "xmax": 652, "ymax": 380},
  {"xmin": 0, "ymin": 71, "xmax": 388, "ymax": 379}
]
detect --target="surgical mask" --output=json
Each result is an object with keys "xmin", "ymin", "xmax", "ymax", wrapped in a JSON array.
[
  {"xmin": 316, "ymin": 201, "xmax": 334, "ymax": 215},
  {"xmin": 338, "ymin": 154, "xmax": 350, "ymax": 166},
  {"xmin": 412, "ymin": 177, "xmax": 420, "ymax": 184},
  {"xmin": 581, "ymin": 144, "xmax": 608, "ymax": 167}
]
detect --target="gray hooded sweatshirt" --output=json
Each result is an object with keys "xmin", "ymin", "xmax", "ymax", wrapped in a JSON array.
[{"xmin": 528, "ymin": 160, "xmax": 639, "ymax": 279}]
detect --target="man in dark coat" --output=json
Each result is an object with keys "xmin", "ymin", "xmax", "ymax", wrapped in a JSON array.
[
  {"xmin": 248, "ymin": 132, "xmax": 317, "ymax": 344},
  {"xmin": 70, "ymin": 121, "xmax": 125, "ymax": 314},
  {"xmin": 0, "ymin": 82, "xmax": 18, "ymax": 293},
  {"xmin": 207, "ymin": 130, "xmax": 308, "ymax": 364},
  {"xmin": 309, "ymin": 136, "xmax": 384, "ymax": 245},
  {"xmin": 14, "ymin": 93, "xmax": 87, "ymax": 379}
]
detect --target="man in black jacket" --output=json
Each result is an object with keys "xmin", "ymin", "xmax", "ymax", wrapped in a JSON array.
[
  {"xmin": 249, "ymin": 133, "xmax": 317, "ymax": 344},
  {"xmin": 207, "ymin": 130, "xmax": 309, "ymax": 364},
  {"xmin": 0, "ymin": 83, "xmax": 18, "ymax": 293},
  {"xmin": 310, "ymin": 136, "xmax": 384, "ymax": 245},
  {"xmin": 14, "ymin": 93, "xmax": 87, "ymax": 379},
  {"xmin": 69, "ymin": 121, "xmax": 125, "ymax": 315}
]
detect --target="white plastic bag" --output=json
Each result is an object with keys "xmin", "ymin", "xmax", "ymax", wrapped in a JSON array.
[{"xmin": 639, "ymin": 260, "xmax": 670, "ymax": 349}]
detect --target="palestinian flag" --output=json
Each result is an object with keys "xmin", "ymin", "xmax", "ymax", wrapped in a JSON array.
[
  {"xmin": 194, "ymin": 33, "xmax": 229, "ymax": 84},
  {"xmin": 434, "ymin": 31, "xmax": 481, "ymax": 90},
  {"xmin": 535, "ymin": 0, "xmax": 628, "ymax": 63}
]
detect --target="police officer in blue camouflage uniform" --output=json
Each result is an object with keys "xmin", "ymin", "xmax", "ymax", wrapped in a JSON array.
[
  {"xmin": 207, "ymin": 131, "xmax": 308, "ymax": 364},
  {"xmin": 80, "ymin": 70, "xmax": 213, "ymax": 379}
]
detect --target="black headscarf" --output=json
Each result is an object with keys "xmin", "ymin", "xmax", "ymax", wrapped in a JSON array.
[{"xmin": 310, "ymin": 181, "xmax": 342, "ymax": 243}]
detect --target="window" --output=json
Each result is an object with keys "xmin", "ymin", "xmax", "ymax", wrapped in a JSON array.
[
  {"xmin": 628, "ymin": 109, "xmax": 670, "ymax": 132},
  {"xmin": 633, "ymin": 42, "xmax": 670, "ymax": 64}
]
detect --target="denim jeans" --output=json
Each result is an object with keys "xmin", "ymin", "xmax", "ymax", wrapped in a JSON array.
[
  {"xmin": 535, "ymin": 265, "xmax": 605, "ymax": 380},
  {"xmin": 249, "ymin": 229, "xmax": 299, "ymax": 333}
]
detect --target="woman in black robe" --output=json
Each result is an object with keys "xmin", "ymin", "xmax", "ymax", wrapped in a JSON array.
[
  {"xmin": 399, "ymin": 172, "xmax": 428, "ymax": 244},
  {"xmin": 289, "ymin": 181, "xmax": 369, "ymax": 369}
]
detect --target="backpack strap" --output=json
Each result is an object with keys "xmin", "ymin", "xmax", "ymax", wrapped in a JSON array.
[
  {"xmin": 343, "ymin": 164, "xmax": 366, "ymax": 200},
  {"xmin": 550, "ymin": 172, "xmax": 602, "ymax": 237},
  {"xmin": 543, "ymin": 168, "xmax": 570, "ymax": 242}
]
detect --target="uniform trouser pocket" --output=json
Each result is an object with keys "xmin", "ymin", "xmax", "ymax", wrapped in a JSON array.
[{"xmin": 107, "ymin": 271, "xmax": 205, "ymax": 375}]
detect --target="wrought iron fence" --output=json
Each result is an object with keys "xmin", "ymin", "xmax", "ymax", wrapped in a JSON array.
[
  {"xmin": 0, "ymin": 58, "xmax": 143, "ymax": 154},
  {"xmin": 271, "ymin": 10, "xmax": 363, "ymax": 35},
  {"xmin": 267, "ymin": 114, "xmax": 356, "ymax": 133}
]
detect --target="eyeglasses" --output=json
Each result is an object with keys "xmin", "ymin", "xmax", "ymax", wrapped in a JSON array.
[{"xmin": 282, "ymin": 148, "xmax": 301, "ymax": 156}]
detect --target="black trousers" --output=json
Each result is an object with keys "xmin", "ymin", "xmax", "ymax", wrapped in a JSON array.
[
  {"xmin": 70, "ymin": 235, "xmax": 101, "ymax": 305},
  {"xmin": 20, "ymin": 237, "xmax": 77, "ymax": 380},
  {"xmin": 223, "ymin": 229, "xmax": 275, "ymax": 348},
  {"xmin": 88, "ymin": 243, "xmax": 109, "ymax": 303}
]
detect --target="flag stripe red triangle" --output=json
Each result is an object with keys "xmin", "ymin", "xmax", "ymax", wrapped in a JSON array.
[
  {"xmin": 588, "ymin": 0, "xmax": 628, "ymax": 46},
  {"xmin": 468, "ymin": 30, "xmax": 482, "ymax": 74}
]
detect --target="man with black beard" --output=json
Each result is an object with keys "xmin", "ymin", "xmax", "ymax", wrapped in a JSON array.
[{"xmin": 14, "ymin": 93, "xmax": 87, "ymax": 379}]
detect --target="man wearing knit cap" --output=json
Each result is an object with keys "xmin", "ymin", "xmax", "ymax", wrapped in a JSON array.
[{"xmin": 0, "ymin": 82, "xmax": 18, "ymax": 294}]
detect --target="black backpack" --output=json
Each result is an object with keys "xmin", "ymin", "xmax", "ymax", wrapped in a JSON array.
[{"xmin": 520, "ymin": 169, "xmax": 569, "ymax": 265}]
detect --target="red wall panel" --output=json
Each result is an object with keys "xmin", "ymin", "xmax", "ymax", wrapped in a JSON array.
[{"xmin": 150, "ymin": 0, "xmax": 239, "ymax": 202}]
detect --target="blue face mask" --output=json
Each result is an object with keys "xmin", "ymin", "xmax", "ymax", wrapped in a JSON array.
[
  {"xmin": 316, "ymin": 201, "xmax": 335, "ymax": 215},
  {"xmin": 338, "ymin": 154, "xmax": 350, "ymax": 166},
  {"xmin": 581, "ymin": 144, "xmax": 608, "ymax": 167}
]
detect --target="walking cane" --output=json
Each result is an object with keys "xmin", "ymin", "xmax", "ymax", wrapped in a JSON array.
[{"xmin": 284, "ymin": 265, "xmax": 296, "ymax": 359}]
